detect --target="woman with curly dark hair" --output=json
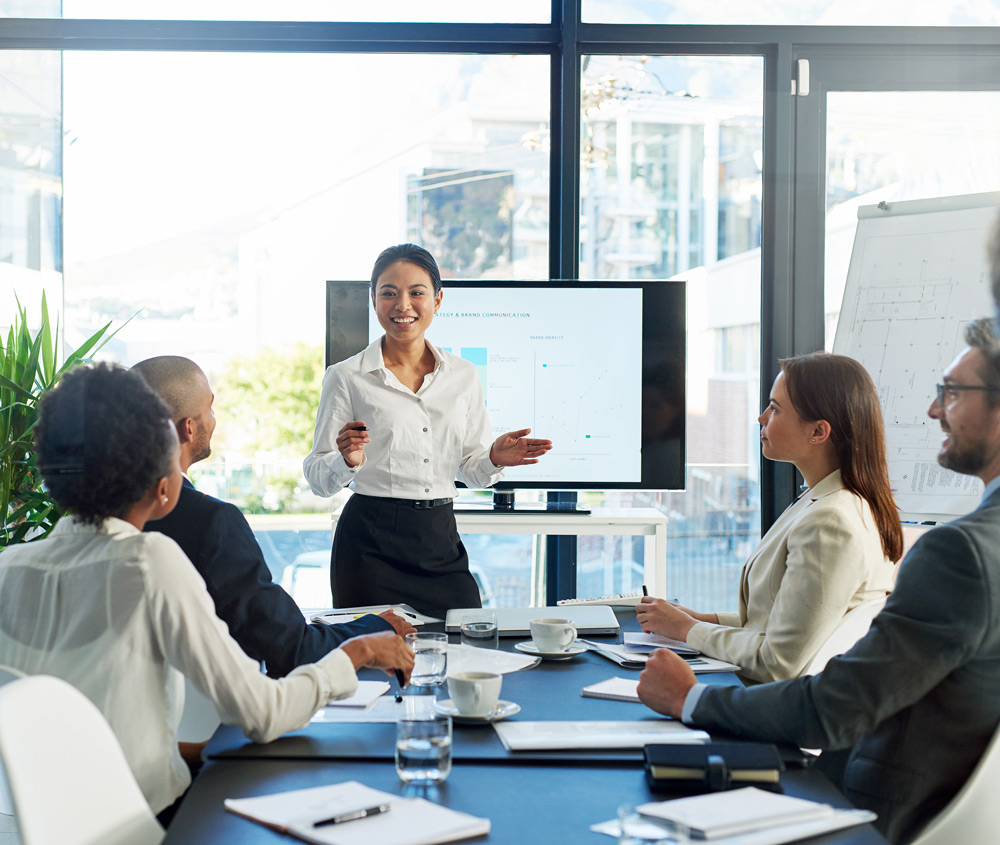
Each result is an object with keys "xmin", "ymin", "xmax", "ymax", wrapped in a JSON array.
[{"xmin": 0, "ymin": 363, "xmax": 412, "ymax": 823}]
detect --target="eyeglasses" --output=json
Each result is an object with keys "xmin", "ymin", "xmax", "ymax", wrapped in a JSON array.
[{"xmin": 936, "ymin": 383, "xmax": 1000, "ymax": 406}]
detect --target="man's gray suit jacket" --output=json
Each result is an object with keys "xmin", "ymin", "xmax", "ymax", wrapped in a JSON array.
[{"xmin": 688, "ymin": 486, "xmax": 1000, "ymax": 844}]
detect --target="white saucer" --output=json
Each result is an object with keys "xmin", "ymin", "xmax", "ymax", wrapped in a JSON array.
[
  {"xmin": 514, "ymin": 641, "xmax": 588, "ymax": 660},
  {"xmin": 433, "ymin": 699, "xmax": 521, "ymax": 724}
]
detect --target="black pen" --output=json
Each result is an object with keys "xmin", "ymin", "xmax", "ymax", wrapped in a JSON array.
[
  {"xmin": 394, "ymin": 668, "xmax": 406, "ymax": 702},
  {"xmin": 352, "ymin": 425, "xmax": 368, "ymax": 432},
  {"xmin": 314, "ymin": 802, "xmax": 391, "ymax": 828},
  {"xmin": 641, "ymin": 584, "xmax": 648, "ymax": 596}
]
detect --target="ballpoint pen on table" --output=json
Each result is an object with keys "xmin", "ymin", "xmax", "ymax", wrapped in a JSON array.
[
  {"xmin": 313, "ymin": 803, "xmax": 391, "ymax": 828},
  {"xmin": 394, "ymin": 668, "xmax": 406, "ymax": 702}
]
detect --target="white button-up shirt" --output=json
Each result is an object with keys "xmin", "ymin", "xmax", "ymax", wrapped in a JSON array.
[
  {"xmin": 303, "ymin": 337, "xmax": 504, "ymax": 499},
  {"xmin": 0, "ymin": 517, "xmax": 358, "ymax": 813}
]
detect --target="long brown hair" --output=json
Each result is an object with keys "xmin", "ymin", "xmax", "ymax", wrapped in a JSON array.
[{"xmin": 779, "ymin": 352, "xmax": 903, "ymax": 562}]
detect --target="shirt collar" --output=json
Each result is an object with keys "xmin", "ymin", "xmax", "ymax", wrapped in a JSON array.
[
  {"xmin": 805, "ymin": 468, "xmax": 844, "ymax": 502},
  {"xmin": 50, "ymin": 515, "xmax": 140, "ymax": 538},
  {"xmin": 982, "ymin": 474, "xmax": 1000, "ymax": 502},
  {"xmin": 360, "ymin": 336, "xmax": 451, "ymax": 375}
]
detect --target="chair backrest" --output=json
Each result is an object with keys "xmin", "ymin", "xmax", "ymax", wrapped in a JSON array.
[
  {"xmin": 0, "ymin": 665, "xmax": 23, "ymax": 817},
  {"xmin": 0, "ymin": 675, "xmax": 164, "ymax": 845},
  {"xmin": 911, "ymin": 722, "xmax": 1000, "ymax": 845},
  {"xmin": 802, "ymin": 597, "xmax": 886, "ymax": 676}
]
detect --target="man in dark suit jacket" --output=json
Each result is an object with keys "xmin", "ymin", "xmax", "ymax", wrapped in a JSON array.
[
  {"xmin": 135, "ymin": 356, "xmax": 414, "ymax": 678},
  {"xmin": 637, "ymin": 317, "xmax": 1000, "ymax": 844}
]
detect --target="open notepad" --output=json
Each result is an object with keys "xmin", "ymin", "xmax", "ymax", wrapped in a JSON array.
[{"xmin": 225, "ymin": 781, "xmax": 489, "ymax": 845}]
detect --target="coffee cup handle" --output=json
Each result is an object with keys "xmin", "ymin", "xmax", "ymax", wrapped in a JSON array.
[{"xmin": 561, "ymin": 625, "xmax": 577, "ymax": 648}]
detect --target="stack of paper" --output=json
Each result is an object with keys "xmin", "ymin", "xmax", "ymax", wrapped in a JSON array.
[
  {"xmin": 624, "ymin": 632, "xmax": 700, "ymax": 655},
  {"xmin": 225, "ymin": 780, "xmax": 490, "ymax": 845},
  {"xmin": 590, "ymin": 787, "xmax": 876, "ymax": 844},
  {"xmin": 581, "ymin": 676, "xmax": 642, "ymax": 702},
  {"xmin": 492, "ymin": 720, "xmax": 708, "ymax": 750}
]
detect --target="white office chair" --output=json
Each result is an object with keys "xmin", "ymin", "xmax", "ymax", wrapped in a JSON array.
[
  {"xmin": 910, "ymin": 723, "xmax": 1000, "ymax": 845},
  {"xmin": 802, "ymin": 596, "xmax": 886, "ymax": 676},
  {"xmin": 0, "ymin": 675, "xmax": 164, "ymax": 845},
  {"xmin": 0, "ymin": 664, "xmax": 24, "ymax": 817}
]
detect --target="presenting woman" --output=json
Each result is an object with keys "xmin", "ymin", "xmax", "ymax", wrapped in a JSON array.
[
  {"xmin": 636, "ymin": 352, "xmax": 900, "ymax": 683},
  {"xmin": 304, "ymin": 244, "xmax": 552, "ymax": 618},
  {"xmin": 0, "ymin": 363, "xmax": 413, "ymax": 822}
]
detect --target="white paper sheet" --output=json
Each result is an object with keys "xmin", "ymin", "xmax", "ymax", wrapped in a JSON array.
[
  {"xmin": 445, "ymin": 643, "xmax": 539, "ymax": 675},
  {"xmin": 226, "ymin": 780, "xmax": 490, "ymax": 845},
  {"xmin": 492, "ymin": 719, "xmax": 708, "ymax": 750}
]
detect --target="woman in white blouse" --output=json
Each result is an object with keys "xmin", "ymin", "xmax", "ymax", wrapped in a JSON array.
[
  {"xmin": 304, "ymin": 244, "xmax": 552, "ymax": 618},
  {"xmin": 636, "ymin": 352, "xmax": 900, "ymax": 683},
  {"xmin": 0, "ymin": 363, "xmax": 412, "ymax": 821}
]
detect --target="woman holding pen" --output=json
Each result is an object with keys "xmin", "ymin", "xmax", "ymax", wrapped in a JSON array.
[
  {"xmin": 304, "ymin": 244, "xmax": 552, "ymax": 619},
  {"xmin": 637, "ymin": 352, "xmax": 900, "ymax": 683}
]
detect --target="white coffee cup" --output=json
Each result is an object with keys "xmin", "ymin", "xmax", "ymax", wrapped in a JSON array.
[
  {"xmin": 529, "ymin": 617, "xmax": 577, "ymax": 653},
  {"xmin": 447, "ymin": 671, "xmax": 502, "ymax": 717}
]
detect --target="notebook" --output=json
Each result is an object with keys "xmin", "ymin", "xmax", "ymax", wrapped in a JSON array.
[{"xmin": 444, "ymin": 604, "xmax": 619, "ymax": 636}]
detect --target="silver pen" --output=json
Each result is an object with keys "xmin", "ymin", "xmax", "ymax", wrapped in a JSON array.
[{"xmin": 313, "ymin": 802, "xmax": 391, "ymax": 828}]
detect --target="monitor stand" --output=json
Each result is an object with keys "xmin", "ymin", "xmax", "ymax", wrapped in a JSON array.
[{"xmin": 453, "ymin": 491, "xmax": 591, "ymax": 514}]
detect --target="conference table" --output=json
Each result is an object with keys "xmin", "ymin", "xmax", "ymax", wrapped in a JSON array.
[{"xmin": 164, "ymin": 609, "xmax": 888, "ymax": 844}]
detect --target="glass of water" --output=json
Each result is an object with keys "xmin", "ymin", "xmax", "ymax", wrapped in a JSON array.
[
  {"xmin": 396, "ymin": 711, "xmax": 452, "ymax": 784},
  {"xmin": 460, "ymin": 609, "xmax": 498, "ymax": 649},
  {"xmin": 405, "ymin": 631, "xmax": 448, "ymax": 686},
  {"xmin": 617, "ymin": 805, "xmax": 689, "ymax": 844}
]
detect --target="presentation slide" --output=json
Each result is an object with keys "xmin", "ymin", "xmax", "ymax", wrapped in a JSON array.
[{"xmin": 369, "ymin": 287, "xmax": 643, "ymax": 483}]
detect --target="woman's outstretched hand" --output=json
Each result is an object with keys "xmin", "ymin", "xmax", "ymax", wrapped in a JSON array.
[{"xmin": 489, "ymin": 428, "xmax": 553, "ymax": 467}]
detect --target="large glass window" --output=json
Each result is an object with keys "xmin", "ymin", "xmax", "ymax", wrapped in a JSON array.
[
  {"xmin": 0, "ymin": 49, "xmax": 62, "ymax": 318},
  {"xmin": 823, "ymin": 91, "xmax": 1000, "ymax": 348},
  {"xmin": 61, "ymin": 51, "xmax": 549, "ymax": 599},
  {"xmin": 59, "ymin": 1, "xmax": 551, "ymax": 23},
  {"xmin": 583, "ymin": 0, "xmax": 1000, "ymax": 26},
  {"xmin": 577, "ymin": 55, "xmax": 763, "ymax": 611}
]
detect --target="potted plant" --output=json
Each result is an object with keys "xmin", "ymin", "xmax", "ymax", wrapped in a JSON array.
[{"xmin": 1, "ymin": 293, "xmax": 120, "ymax": 546}]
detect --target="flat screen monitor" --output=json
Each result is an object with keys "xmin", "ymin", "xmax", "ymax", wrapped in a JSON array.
[{"xmin": 325, "ymin": 280, "xmax": 686, "ymax": 492}]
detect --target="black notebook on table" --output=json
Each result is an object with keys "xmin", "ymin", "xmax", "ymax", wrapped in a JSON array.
[{"xmin": 644, "ymin": 742, "xmax": 785, "ymax": 792}]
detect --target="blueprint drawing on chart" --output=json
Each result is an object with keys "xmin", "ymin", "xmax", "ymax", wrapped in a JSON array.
[{"xmin": 833, "ymin": 194, "xmax": 998, "ymax": 519}]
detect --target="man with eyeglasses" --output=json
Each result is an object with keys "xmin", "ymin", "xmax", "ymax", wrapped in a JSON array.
[{"xmin": 637, "ymin": 316, "xmax": 1000, "ymax": 844}]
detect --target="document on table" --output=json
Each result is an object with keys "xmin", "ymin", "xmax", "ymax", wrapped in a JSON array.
[
  {"xmin": 225, "ymin": 780, "xmax": 490, "ymax": 845},
  {"xmin": 311, "ymin": 604, "xmax": 439, "ymax": 627},
  {"xmin": 623, "ymin": 632, "xmax": 700, "ymax": 655},
  {"xmin": 591, "ymin": 787, "xmax": 876, "ymax": 843},
  {"xmin": 581, "ymin": 676, "xmax": 642, "ymax": 702},
  {"xmin": 310, "ymin": 683, "xmax": 396, "ymax": 723},
  {"xmin": 492, "ymin": 719, "xmax": 708, "ymax": 750},
  {"xmin": 581, "ymin": 640, "xmax": 740, "ymax": 673},
  {"xmin": 446, "ymin": 643, "xmax": 539, "ymax": 675}
]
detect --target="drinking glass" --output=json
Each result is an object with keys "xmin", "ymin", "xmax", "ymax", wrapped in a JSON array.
[
  {"xmin": 460, "ymin": 609, "xmax": 498, "ymax": 649},
  {"xmin": 395, "ymin": 712, "xmax": 452, "ymax": 784},
  {"xmin": 405, "ymin": 631, "xmax": 448, "ymax": 686},
  {"xmin": 617, "ymin": 804, "xmax": 689, "ymax": 844}
]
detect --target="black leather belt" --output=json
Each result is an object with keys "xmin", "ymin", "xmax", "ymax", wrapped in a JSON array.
[
  {"xmin": 358, "ymin": 495, "xmax": 453, "ymax": 509},
  {"xmin": 411, "ymin": 498, "xmax": 453, "ymax": 509}
]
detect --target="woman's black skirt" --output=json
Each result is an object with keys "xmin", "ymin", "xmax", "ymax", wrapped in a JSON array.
[{"xmin": 330, "ymin": 493, "xmax": 481, "ymax": 619}]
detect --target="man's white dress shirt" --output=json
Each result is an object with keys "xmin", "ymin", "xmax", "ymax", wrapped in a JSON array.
[
  {"xmin": 303, "ymin": 337, "xmax": 504, "ymax": 499},
  {"xmin": 0, "ymin": 517, "xmax": 358, "ymax": 812}
]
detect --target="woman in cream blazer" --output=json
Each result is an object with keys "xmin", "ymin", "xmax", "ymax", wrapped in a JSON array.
[{"xmin": 637, "ymin": 352, "xmax": 901, "ymax": 683}]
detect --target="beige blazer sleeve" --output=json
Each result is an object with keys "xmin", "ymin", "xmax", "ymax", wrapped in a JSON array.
[{"xmin": 686, "ymin": 472, "xmax": 893, "ymax": 683}]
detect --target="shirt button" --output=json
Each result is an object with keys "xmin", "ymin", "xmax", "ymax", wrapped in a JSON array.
[
  {"xmin": 423, "ymin": 458, "xmax": 429, "ymax": 463},
  {"xmin": 423, "ymin": 427, "xmax": 428, "ymax": 432},
  {"xmin": 424, "ymin": 488, "xmax": 430, "ymax": 493}
]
